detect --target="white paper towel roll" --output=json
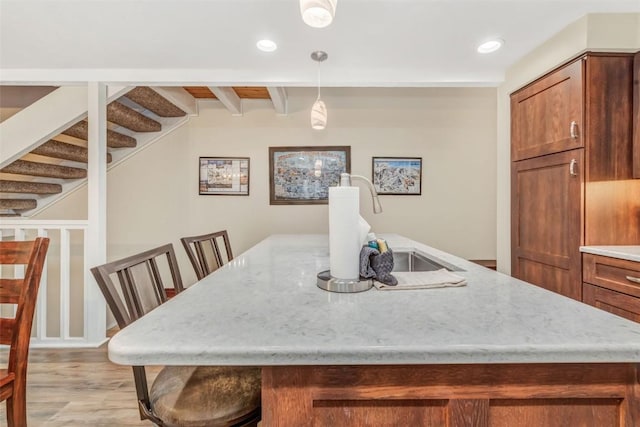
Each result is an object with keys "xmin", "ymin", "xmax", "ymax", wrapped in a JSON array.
[
  {"xmin": 358, "ymin": 216, "xmax": 371, "ymax": 246},
  {"xmin": 329, "ymin": 186, "xmax": 360, "ymax": 280}
]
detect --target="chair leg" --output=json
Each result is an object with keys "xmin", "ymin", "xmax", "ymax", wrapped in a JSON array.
[{"xmin": 7, "ymin": 393, "xmax": 27, "ymax": 427}]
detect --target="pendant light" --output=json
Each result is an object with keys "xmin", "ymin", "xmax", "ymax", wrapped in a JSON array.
[
  {"xmin": 300, "ymin": 0, "xmax": 337, "ymax": 28},
  {"xmin": 310, "ymin": 51, "xmax": 328, "ymax": 130}
]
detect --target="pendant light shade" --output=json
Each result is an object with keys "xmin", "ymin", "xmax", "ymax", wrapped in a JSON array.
[
  {"xmin": 310, "ymin": 51, "xmax": 328, "ymax": 130},
  {"xmin": 311, "ymin": 99, "xmax": 327, "ymax": 130},
  {"xmin": 300, "ymin": 0, "xmax": 337, "ymax": 28}
]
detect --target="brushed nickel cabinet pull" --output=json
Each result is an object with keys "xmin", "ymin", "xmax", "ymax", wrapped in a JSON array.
[
  {"xmin": 570, "ymin": 121, "xmax": 578, "ymax": 139},
  {"xmin": 626, "ymin": 275, "xmax": 640, "ymax": 284},
  {"xmin": 569, "ymin": 159, "xmax": 577, "ymax": 176}
]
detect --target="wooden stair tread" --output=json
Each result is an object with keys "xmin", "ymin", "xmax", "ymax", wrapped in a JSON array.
[
  {"xmin": 62, "ymin": 121, "xmax": 137, "ymax": 148},
  {"xmin": 1, "ymin": 160, "xmax": 86, "ymax": 179},
  {"xmin": 125, "ymin": 87, "xmax": 186, "ymax": 118},
  {"xmin": 32, "ymin": 140, "xmax": 112, "ymax": 163},
  {"xmin": 0, "ymin": 199, "xmax": 37, "ymax": 211},
  {"xmin": 0, "ymin": 180, "xmax": 62, "ymax": 194},
  {"xmin": 107, "ymin": 101, "xmax": 161, "ymax": 132}
]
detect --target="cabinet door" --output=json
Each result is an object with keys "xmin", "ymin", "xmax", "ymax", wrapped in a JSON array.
[
  {"xmin": 511, "ymin": 59, "xmax": 583, "ymax": 161},
  {"xmin": 511, "ymin": 149, "xmax": 583, "ymax": 300}
]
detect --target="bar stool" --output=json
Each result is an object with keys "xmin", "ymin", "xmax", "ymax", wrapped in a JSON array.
[
  {"xmin": 180, "ymin": 230, "xmax": 233, "ymax": 280},
  {"xmin": 90, "ymin": 244, "xmax": 260, "ymax": 426},
  {"xmin": 1, "ymin": 237, "xmax": 50, "ymax": 427}
]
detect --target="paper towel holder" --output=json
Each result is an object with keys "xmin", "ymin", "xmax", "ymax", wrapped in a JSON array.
[
  {"xmin": 317, "ymin": 173, "xmax": 383, "ymax": 293},
  {"xmin": 317, "ymin": 270, "xmax": 373, "ymax": 293}
]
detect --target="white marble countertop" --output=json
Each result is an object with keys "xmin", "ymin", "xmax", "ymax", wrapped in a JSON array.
[
  {"xmin": 580, "ymin": 246, "xmax": 640, "ymax": 263},
  {"xmin": 109, "ymin": 234, "xmax": 640, "ymax": 366}
]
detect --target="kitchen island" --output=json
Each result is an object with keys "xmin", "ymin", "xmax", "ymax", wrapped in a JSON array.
[{"xmin": 109, "ymin": 235, "xmax": 640, "ymax": 426}]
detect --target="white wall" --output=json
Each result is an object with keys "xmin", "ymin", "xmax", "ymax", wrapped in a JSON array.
[
  {"xmin": 38, "ymin": 87, "xmax": 497, "ymax": 288},
  {"xmin": 496, "ymin": 13, "xmax": 640, "ymax": 274}
]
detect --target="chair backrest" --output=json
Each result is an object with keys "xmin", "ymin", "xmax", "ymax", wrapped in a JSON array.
[
  {"xmin": 90, "ymin": 244, "xmax": 184, "ymax": 329},
  {"xmin": 0, "ymin": 238, "xmax": 50, "ymax": 394},
  {"xmin": 90, "ymin": 243, "xmax": 184, "ymax": 420},
  {"xmin": 180, "ymin": 230, "xmax": 233, "ymax": 280}
]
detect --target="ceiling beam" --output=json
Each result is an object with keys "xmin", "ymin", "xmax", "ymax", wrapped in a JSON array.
[
  {"xmin": 267, "ymin": 87, "xmax": 288, "ymax": 115},
  {"xmin": 207, "ymin": 87, "xmax": 242, "ymax": 116}
]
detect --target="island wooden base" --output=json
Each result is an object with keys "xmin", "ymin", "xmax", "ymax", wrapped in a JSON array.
[{"xmin": 262, "ymin": 363, "xmax": 640, "ymax": 426}]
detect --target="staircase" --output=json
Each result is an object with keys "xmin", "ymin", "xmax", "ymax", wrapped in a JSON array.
[
  {"xmin": 0, "ymin": 85, "xmax": 286, "ymax": 217},
  {"xmin": 0, "ymin": 86, "xmax": 197, "ymax": 216}
]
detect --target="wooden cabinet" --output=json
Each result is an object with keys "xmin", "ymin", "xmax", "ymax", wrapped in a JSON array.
[
  {"xmin": 511, "ymin": 59, "xmax": 583, "ymax": 161},
  {"xmin": 511, "ymin": 53, "xmax": 640, "ymax": 301},
  {"xmin": 264, "ymin": 364, "xmax": 640, "ymax": 427},
  {"xmin": 583, "ymin": 253, "xmax": 640, "ymax": 323},
  {"xmin": 511, "ymin": 149, "xmax": 582, "ymax": 299},
  {"xmin": 634, "ymin": 51, "xmax": 640, "ymax": 179}
]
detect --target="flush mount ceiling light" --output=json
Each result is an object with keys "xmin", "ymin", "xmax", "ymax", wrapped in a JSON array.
[
  {"xmin": 310, "ymin": 50, "xmax": 328, "ymax": 130},
  {"xmin": 256, "ymin": 39, "xmax": 277, "ymax": 52},
  {"xmin": 477, "ymin": 39, "xmax": 504, "ymax": 54},
  {"xmin": 300, "ymin": 0, "xmax": 337, "ymax": 28}
]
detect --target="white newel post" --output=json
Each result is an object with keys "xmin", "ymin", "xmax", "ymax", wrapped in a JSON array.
[{"xmin": 86, "ymin": 82, "xmax": 107, "ymax": 345}]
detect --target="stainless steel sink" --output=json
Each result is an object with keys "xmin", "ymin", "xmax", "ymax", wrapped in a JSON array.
[{"xmin": 392, "ymin": 250, "xmax": 464, "ymax": 272}]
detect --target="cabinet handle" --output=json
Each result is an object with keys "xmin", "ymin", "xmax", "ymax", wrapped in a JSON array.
[
  {"xmin": 570, "ymin": 121, "xmax": 578, "ymax": 139},
  {"xmin": 569, "ymin": 159, "xmax": 578, "ymax": 176},
  {"xmin": 626, "ymin": 275, "xmax": 640, "ymax": 284}
]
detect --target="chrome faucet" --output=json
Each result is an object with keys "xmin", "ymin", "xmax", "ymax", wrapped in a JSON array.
[{"xmin": 339, "ymin": 173, "xmax": 383, "ymax": 214}]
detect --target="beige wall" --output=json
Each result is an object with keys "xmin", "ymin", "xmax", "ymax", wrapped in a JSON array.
[
  {"xmin": 496, "ymin": 13, "xmax": 640, "ymax": 274},
  {"xmin": 39, "ymin": 87, "xmax": 497, "ymax": 290}
]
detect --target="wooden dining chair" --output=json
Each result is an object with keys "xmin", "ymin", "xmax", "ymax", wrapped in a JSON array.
[
  {"xmin": 180, "ymin": 230, "xmax": 234, "ymax": 280},
  {"xmin": 90, "ymin": 244, "xmax": 260, "ymax": 427},
  {"xmin": 1, "ymin": 237, "xmax": 50, "ymax": 427}
]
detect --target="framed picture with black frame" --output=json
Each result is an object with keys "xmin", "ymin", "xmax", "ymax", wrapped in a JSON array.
[
  {"xmin": 199, "ymin": 157, "xmax": 250, "ymax": 196},
  {"xmin": 372, "ymin": 157, "xmax": 422, "ymax": 195},
  {"xmin": 269, "ymin": 146, "xmax": 351, "ymax": 205}
]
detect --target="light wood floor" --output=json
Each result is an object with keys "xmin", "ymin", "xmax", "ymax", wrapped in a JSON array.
[{"xmin": 0, "ymin": 343, "xmax": 161, "ymax": 426}]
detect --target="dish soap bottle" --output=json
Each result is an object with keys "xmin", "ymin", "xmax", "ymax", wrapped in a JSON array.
[{"xmin": 367, "ymin": 233, "xmax": 379, "ymax": 250}]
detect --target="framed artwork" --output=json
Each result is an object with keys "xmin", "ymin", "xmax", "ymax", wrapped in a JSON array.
[
  {"xmin": 199, "ymin": 157, "xmax": 250, "ymax": 196},
  {"xmin": 269, "ymin": 146, "xmax": 351, "ymax": 205},
  {"xmin": 372, "ymin": 157, "xmax": 422, "ymax": 195}
]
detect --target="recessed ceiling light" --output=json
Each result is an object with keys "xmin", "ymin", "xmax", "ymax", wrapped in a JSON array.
[
  {"xmin": 477, "ymin": 39, "xmax": 504, "ymax": 54},
  {"xmin": 257, "ymin": 39, "xmax": 277, "ymax": 52}
]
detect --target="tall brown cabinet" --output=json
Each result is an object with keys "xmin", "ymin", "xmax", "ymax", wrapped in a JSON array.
[{"xmin": 511, "ymin": 52, "xmax": 640, "ymax": 301}]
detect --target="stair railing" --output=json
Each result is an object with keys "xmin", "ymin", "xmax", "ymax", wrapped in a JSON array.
[{"xmin": 0, "ymin": 219, "xmax": 106, "ymax": 348}]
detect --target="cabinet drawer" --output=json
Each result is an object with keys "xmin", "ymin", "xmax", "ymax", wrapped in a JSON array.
[
  {"xmin": 583, "ymin": 253, "xmax": 640, "ymax": 298},
  {"xmin": 583, "ymin": 283, "xmax": 640, "ymax": 323}
]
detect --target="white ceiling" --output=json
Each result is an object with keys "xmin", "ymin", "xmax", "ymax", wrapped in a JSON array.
[{"xmin": 1, "ymin": 0, "xmax": 639, "ymax": 87}]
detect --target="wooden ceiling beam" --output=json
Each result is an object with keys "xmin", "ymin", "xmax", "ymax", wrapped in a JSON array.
[
  {"xmin": 267, "ymin": 87, "xmax": 288, "ymax": 115},
  {"xmin": 207, "ymin": 87, "xmax": 242, "ymax": 116}
]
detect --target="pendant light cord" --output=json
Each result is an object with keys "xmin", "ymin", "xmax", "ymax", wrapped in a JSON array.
[{"xmin": 316, "ymin": 60, "xmax": 321, "ymax": 101}]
